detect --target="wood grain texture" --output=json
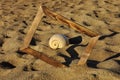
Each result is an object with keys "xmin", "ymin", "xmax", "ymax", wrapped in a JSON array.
[
  {"xmin": 20, "ymin": 6, "xmax": 44, "ymax": 50},
  {"xmin": 21, "ymin": 47, "xmax": 66, "ymax": 67},
  {"xmin": 78, "ymin": 36, "xmax": 100, "ymax": 65},
  {"xmin": 42, "ymin": 6, "xmax": 99, "ymax": 37}
]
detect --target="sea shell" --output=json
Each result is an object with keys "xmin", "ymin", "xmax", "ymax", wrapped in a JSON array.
[{"xmin": 49, "ymin": 34, "xmax": 69, "ymax": 49}]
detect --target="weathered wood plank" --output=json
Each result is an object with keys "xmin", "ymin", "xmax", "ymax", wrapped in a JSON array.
[
  {"xmin": 21, "ymin": 47, "xmax": 66, "ymax": 67},
  {"xmin": 20, "ymin": 6, "xmax": 44, "ymax": 50},
  {"xmin": 78, "ymin": 36, "xmax": 100, "ymax": 65}
]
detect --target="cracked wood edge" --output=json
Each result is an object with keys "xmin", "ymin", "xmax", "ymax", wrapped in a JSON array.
[
  {"xmin": 20, "ymin": 6, "xmax": 44, "ymax": 50},
  {"xmin": 42, "ymin": 6, "xmax": 99, "ymax": 37},
  {"xmin": 78, "ymin": 35, "xmax": 100, "ymax": 65},
  {"xmin": 21, "ymin": 47, "xmax": 66, "ymax": 67}
]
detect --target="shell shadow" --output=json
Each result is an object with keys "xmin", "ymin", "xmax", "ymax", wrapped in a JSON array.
[
  {"xmin": 69, "ymin": 36, "xmax": 82, "ymax": 44},
  {"xmin": 58, "ymin": 36, "xmax": 82, "ymax": 66},
  {"xmin": 58, "ymin": 35, "xmax": 100, "ymax": 67}
]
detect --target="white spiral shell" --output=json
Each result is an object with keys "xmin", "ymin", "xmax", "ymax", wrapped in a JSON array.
[{"xmin": 49, "ymin": 34, "xmax": 69, "ymax": 49}]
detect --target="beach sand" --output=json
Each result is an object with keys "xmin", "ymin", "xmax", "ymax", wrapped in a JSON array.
[{"xmin": 0, "ymin": 0, "xmax": 120, "ymax": 80}]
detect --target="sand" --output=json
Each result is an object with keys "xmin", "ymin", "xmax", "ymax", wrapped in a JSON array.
[{"xmin": 0, "ymin": 0, "xmax": 120, "ymax": 80}]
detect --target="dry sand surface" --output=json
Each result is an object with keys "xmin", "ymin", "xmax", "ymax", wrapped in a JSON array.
[{"xmin": 0, "ymin": 0, "xmax": 120, "ymax": 80}]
